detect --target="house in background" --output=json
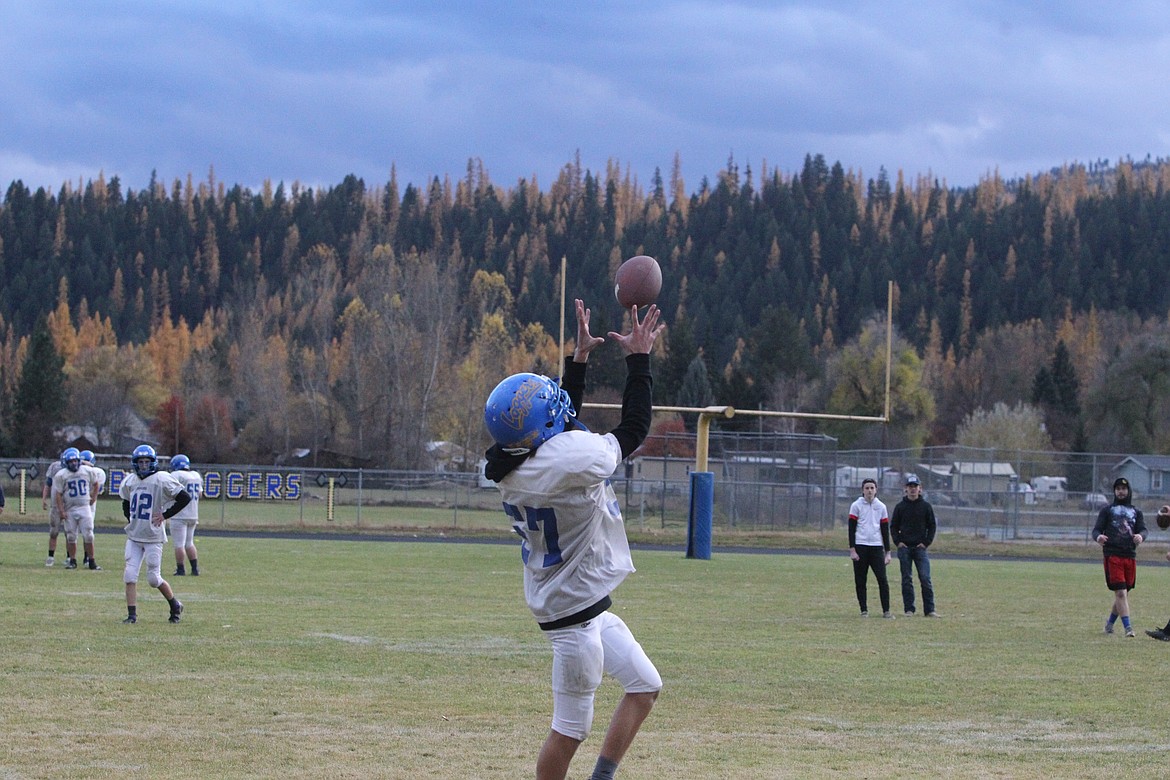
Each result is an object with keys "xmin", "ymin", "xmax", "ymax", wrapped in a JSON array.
[
  {"xmin": 916, "ymin": 463, "xmax": 955, "ymax": 490},
  {"xmin": 833, "ymin": 466, "xmax": 881, "ymax": 497},
  {"xmin": 950, "ymin": 461, "xmax": 1018, "ymax": 495},
  {"xmin": 1111, "ymin": 455, "xmax": 1170, "ymax": 497},
  {"xmin": 425, "ymin": 441, "xmax": 475, "ymax": 473},
  {"xmin": 59, "ymin": 406, "xmax": 159, "ymax": 457}
]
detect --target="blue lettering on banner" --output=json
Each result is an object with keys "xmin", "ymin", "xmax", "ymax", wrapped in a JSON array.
[
  {"xmin": 285, "ymin": 473, "xmax": 301, "ymax": 500},
  {"xmin": 110, "ymin": 469, "xmax": 303, "ymax": 501},
  {"xmin": 226, "ymin": 472, "xmax": 245, "ymax": 499},
  {"xmin": 204, "ymin": 472, "xmax": 221, "ymax": 499},
  {"xmin": 246, "ymin": 472, "xmax": 263, "ymax": 499}
]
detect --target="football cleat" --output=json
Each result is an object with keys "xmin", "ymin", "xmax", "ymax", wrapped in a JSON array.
[
  {"xmin": 122, "ymin": 615, "xmax": 137, "ymax": 624},
  {"xmin": 169, "ymin": 602, "xmax": 184, "ymax": 623}
]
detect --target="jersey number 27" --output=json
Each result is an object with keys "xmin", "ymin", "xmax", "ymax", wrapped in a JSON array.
[{"xmin": 503, "ymin": 503, "xmax": 563, "ymax": 567}]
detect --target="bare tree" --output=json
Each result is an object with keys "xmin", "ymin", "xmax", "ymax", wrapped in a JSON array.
[{"xmin": 359, "ymin": 248, "xmax": 459, "ymax": 468}]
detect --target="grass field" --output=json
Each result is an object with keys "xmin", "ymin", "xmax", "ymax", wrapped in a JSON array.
[{"xmin": 2, "ymin": 528, "xmax": 1169, "ymax": 779}]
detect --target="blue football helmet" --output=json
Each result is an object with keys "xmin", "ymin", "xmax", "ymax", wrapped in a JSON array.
[
  {"xmin": 170, "ymin": 454, "xmax": 190, "ymax": 471},
  {"xmin": 61, "ymin": 447, "xmax": 82, "ymax": 472},
  {"xmin": 131, "ymin": 444, "xmax": 158, "ymax": 478},
  {"xmin": 484, "ymin": 373, "xmax": 575, "ymax": 454},
  {"xmin": 79, "ymin": 449, "xmax": 95, "ymax": 465}
]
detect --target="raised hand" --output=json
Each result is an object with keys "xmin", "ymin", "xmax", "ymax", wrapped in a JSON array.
[
  {"xmin": 609, "ymin": 304, "xmax": 665, "ymax": 355},
  {"xmin": 573, "ymin": 298, "xmax": 605, "ymax": 361}
]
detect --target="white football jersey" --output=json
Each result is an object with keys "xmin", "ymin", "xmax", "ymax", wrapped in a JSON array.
[
  {"xmin": 119, "ymin": 470, "xmax": 187, "ymax": 544},
  {"xmin": 168, "ymin": 469, "xmax": 202, "ymax": 520},
  {"xmin": 52, "ymin": 464, "xmax": 102, "ymax": 511},
  {"xmin": 44, "ymin": 460, "xmax": 63, "ymax": 497},
  {"xmin": 91, "ymin": 466, "xmax": 107, "ymax": 495},
  {"xmin": 494, "ymin": 429, "xmax": 634, "ymax": 624}
]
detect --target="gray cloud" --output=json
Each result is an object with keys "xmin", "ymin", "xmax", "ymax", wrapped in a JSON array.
[{"xmin": 1, "ymin": 1, "xmax": 1168, "ymax": 194}]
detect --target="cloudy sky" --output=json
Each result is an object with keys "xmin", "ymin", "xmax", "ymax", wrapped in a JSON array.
[{"xmin": 2, "ymin": 1, "xmax": 1168, "ymax": 196}]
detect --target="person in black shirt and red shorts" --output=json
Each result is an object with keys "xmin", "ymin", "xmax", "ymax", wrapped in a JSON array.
[{"xmin": 1093, "ymin": 477, "xmax": 1146, "ymax": 637}]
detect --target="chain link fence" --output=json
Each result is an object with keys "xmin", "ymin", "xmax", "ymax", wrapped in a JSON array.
[{"xmin": 0, "ymin": 441, "xmax": 1157, "ymax": 540}]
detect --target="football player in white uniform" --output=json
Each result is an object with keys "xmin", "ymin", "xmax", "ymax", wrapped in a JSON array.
[
  {"xmin": 118, "ymin": 445, "xmax": 189, "ymax": 624},
  {"xmin": 79, "ymin": 450, "xmax": 105, "ymax": 493},
  {"xmin": 42, "ymin": 454, "xmax": 66, "ymax": 565},
  {"xmin": 52, "ymin": 447, "xmax": 104, "ymax": 570},
  {"xmin": 167, "ymin": 454, "xmax": 202, "ymax": 576},
  {"xmin": 483, "ymin": 300, "xmax": 664, "ymax": 780},
  {"xmin": 79, "ymin": 450, "xmax": 106, "ymax": 568}
]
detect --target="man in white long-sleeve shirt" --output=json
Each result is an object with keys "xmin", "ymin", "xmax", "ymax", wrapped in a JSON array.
[{"xmin": 847, "ymin": 478, "xmax": 893, "ymax": 618}]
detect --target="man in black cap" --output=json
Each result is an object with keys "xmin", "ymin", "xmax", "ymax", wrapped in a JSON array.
[
  {"xmin": 1092, "ymin": 477, "xmax": 1146, "ymax": 637},
  {"xmin": 890, "ymin": 475, "xmax": 938, "ymax": 617}
]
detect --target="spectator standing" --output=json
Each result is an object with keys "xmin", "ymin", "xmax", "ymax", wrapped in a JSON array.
[
  {"xmin": 1093, "ymin": 477, "xmax": 1146, "ymax": 637},
  {"xmin": 890, "ymin": 475, "xmax": 939, "ymax": 617},
  {"xmin": 848, "ymin": 478, "xmax": 893, "ymax": 618}
]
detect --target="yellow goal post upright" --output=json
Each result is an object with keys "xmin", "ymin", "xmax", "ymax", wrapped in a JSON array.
[{"xmin": 567, "ymin": 279, "xmax": 894, "ymax": 559}]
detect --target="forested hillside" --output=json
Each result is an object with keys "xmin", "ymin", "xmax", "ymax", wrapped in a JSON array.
[{"xmin": 4, "ymin": 154, "xmax": 1170, "ymax": 466}]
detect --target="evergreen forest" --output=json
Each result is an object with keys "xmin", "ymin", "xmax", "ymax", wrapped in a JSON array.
[{"xmin": 4, "ymin": 153, "xmax": 1170, "ymax": 468}]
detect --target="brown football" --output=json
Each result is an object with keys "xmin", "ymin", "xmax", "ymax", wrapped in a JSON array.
[
  {"xmin": 615, "ymin": 255, "xmax": 662, "ymax": 308},
  {"xmin": 1159, "ymin": 506, "xmax": 1170, "ymax": 530}
]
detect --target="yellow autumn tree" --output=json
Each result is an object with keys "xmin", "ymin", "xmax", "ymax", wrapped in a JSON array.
[
  {"xmin": 143, "ymin": 307, "xmax": 193, "ymax": 390},
  {"xmin": 47, "ymin": 279, "xmax": 78, "ymax": 363}
]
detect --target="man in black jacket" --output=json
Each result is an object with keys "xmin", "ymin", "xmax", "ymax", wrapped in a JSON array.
[{"xmin": 890, "ymin": 475, "xmax": 938, "ymax": 617}]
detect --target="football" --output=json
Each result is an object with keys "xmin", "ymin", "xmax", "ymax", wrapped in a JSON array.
[
  {"xmin": 1158, "ymin": 505, "xmax": 1170, "ymax": 530},
  {"xmin": 614, "ymin": 255, "xmax": 662, "ymax": 308}
]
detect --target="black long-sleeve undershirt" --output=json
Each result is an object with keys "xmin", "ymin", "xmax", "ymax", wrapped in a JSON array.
[{"xmin": 121, "ymin": 488, "xmax": 191, "ymax": 520}]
